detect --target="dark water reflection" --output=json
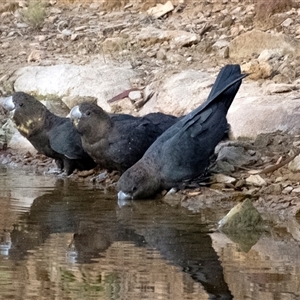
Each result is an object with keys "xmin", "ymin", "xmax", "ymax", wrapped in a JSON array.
[{"xmin": 1, "ymin": 168, "xmax": 300, "ymax": 299}]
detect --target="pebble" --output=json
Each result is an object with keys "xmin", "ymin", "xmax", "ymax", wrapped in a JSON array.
[
  {"xmin": 282, "ymin": 186, "xmax": 293, "ymax": 194},
  {"xmin": 48, "ymin": 16, "xmax": 58, "ymax": 23},
  {"xmin": 246, "ymin": 175, "xmax": 267, "ymax": 187},
  {"xmin": 128, "ymin": 90, "xmax": 142, "ymax": 101},
  {"xmin": 282, "ymin": 18, "xmax": 293, "ymax": 27},
  {"xmin": 1, "ymin": 42, "xmax": 9, "ymax": 49},
  {"xmin": 292, "ymin": 187, "xmax": 300, "ymax": 193},
  {"xmin": 214, "ymin": 173, "xmax": 237, "ymax": 184}
]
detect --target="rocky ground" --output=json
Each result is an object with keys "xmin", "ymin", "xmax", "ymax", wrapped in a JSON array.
[{"xmin": 1, "ymin": 0, "xmax": 300, "ymax": 220}]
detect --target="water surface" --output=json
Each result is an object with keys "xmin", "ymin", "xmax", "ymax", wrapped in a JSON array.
[{"xmin": 0, "ymin": 167, "xmax": 300, "ymax": 299}]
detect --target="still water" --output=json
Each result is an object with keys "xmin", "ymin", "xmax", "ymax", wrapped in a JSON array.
[{"xmin": 0, "ymin": 167, "xmax": 300, "ymax": 300}]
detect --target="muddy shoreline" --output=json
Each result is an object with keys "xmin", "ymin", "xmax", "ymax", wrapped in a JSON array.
[{"xmin": 2, "ymin": 130, "xmax": 300, "ymax": 221}]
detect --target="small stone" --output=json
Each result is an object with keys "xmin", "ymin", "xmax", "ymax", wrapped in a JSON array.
[
  {"xmin": 48, "ymin": 15, "xmax": 58, "ymax": 23},
  {"xmin": 56, "ymin": 33, "xmax": 67, "ymax": 40},
  {"xmin": 18, "ymin": 1, "xmax": 27, "ymax": 7},
  {"xmin": 292, "ymin": 187, "xmax": 300, "ymax": 193},
  {"xmin": 210, "ymin": 183, "xmax": 226, "ymax": 190},
  {"xmin": 102, "ymin": 37, "xmax": 126, "ymax": 52},
  {"xmin": 246, "ymin": 174, "xmax": 267, "ymax": 187},
  {"xmin": 1, "ymin": 42, "xmax": 9, "ymax": 49},
  {"xmin": 213, "ymin": 173, "xmax": 236, "ymax": 184},
  {"xmin": 231, "ymin": 6, "xmax": 242, "ymax": 15},
  {"xmin": 166, "ymin": 52, "xmax": 183, "ymax": 63},
  {"xmin": 264, "ymin": 83, "xmax": 295, "ymax": 95},
  {"xmin": 282, "ymin": 186, "xmax": 293, "ymax": 194},
  {"xmin": 261, "ymin": 183, "xmax": 282, "ymax": 195},
  {"xmin": 128, "ymin": 90, "xmax": 142, "ymax": 101},
  {"xmin": 147, "ymin": 1, "xmax": 174, "ymax": 19},
  {"xmin": 89, "ymin": 3, "xmax": 100, "ymax": 9},
  {"xmin": 16, "ymin": 23, "xmax": 28, "ymax": 28},
  {"xmin": 27, "ymin": 50, "xmax": 45, "ymax": 63},
  {"xmin": 1, "ymin": 12, "xmax": 11, "ymax": 19},
  {"xmin": 147, "ymin": 51, "xmax": 156, "ymax": 58},
  {"xmin": 293, "ymin": 141, "xmax": 300, "ymax": 147},
  {"xmin": 230, "ymin": 25, "xmax": 243, "ymax": 37},
  {"xmin": 219, "ymin": 46, "xmax": 229, "ymax": 58},
  {"xmin": 258, "ymin": 49, "xmax": 283, "ymax": 62},
  {"xmin": 71, "ymin": 33, "xmax": 78, "ymax": 41},
  {"xmin": 35, "ymin": 35, "xmax": 47, "ymax": 42},
  {"xmin": 218, "ymin": 199, "xmax": 265, "ymax": 231},
  {"xmin": 275, "ymin": 176, "xmax": 285, "ymax": 182},
  {"xmin": 221, "ymin": 16, "xmax": 233, "ymax": 28},
  {"xmin": 124, "ymin": 3, "xmax": 133, "ymax": 9},
  {"xmin": 75, "ymin": 26, "xmax": 88, "ymax": 31},
  {"xmin": 288, "ymin": 154, "xmax": 300, "ymax": 172},
  {"xmin": 50, "ymin": 8, "xmax": 62, "ymax": 14},
  {"xmin": 166, "ymin": 187, "xmax": 177, "ymax": 195},
  {"xmin": 281, "ymin": 18, "xmax": 293, "ymax": 27},
  {"xmin": 217, "ymin": 145, "xmax": 257, "ymax": 167},
  {"xmin": 212, "ymin": 3, "xmax": 223, "ymax": 13},
  {"xmin": 7, "ymin": 31, "xmax": 15, "ymax": 37},
  {"xmin": 212, "ymin": 39, "xmax": 230, "ymax": 50},
  {"xmin": 94, "ymin": 171, "xmax": 108, "ymax": 183},
  {"xmin": 235, "ymin": 179, "xmax": 246, "ymax": 189},
  {"xmin": 171, "ymin": 33, "xmax": 199, "ymax": 47},
  {"xmin": 156, "ymin": 48, "xmax": 166, "ymax": 60},
  {"xmin": 248, "ymin": 150, "xmax": 256, "ymax": 156},
  {"xmin": 61, "ymin": 29, "xmax": 72, "ymax": 36}
]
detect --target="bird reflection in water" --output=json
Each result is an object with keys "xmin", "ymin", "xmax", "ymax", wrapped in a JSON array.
[{"xmin": 7, "ymin": 184, "xmax": 233, "ymax": 299}]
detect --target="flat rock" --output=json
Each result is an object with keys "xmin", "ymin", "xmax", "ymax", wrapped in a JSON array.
[
  {"xmin": 258, "ymin": 49, "xmax": 284, "ymax": 62},
  {"xmin": 229, "ymin": 29, "xmax": 299, "ymax": 59},
  {"xmin": 128, "ymin": 90, "xmax": 142, "ymax": 101},
  {"xmin": 13, "ymin": 61, "xmax": 140, "ymax": 112},
  {"xmin": 227, "ymin": 81, "xmax": 300, "ymax": 139},
  {"xmin": 246, "ymin": 174, "xmax": 267, "ymax": 187},
  {"xmin": 147, "ymin": 1, "xmax": 174, "ymax": 18},
  {"xmin": 136, "ymin": 27, "xmax": 199, "ymax": 47},
  {"xmin": 139, "ymin": 70, "xmax": 300, "ymax": 139},
  {"xmin": 264, "ymin": 83, "xmax": 296, "ymax": 94},
  {"xmin": 213, "ymin": 174, "xmax": 236, "ymax": 184},
  {"xmin": 139, "ymin": 69, "xmax": 215, "ymax": 116}
]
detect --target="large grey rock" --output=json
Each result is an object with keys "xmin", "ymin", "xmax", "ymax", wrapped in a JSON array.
[
  {"xmin": 8, "ymin": 63, "xmax": 300, "ymax": 154},
  {"xmin": 216, "ymin": 145, "xmax": 258, "ymax": 167},
  {"xmin": 229, "ymin": 30, "xmax": 299, "ymax": 59},
  {"xmin": 13, "ymin": 61, "xmax": 140, "ymax": 112},
  {"xmin": 141, "ymin": 70, "xmax": 300, "ymax": 139},
  {"xmin": 227, "ymin": 82, "xmax": 300, "ymax": 138},
  {"xmin": 139, "ymin": 70, "xmax": 215, "ymax": 116}
]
